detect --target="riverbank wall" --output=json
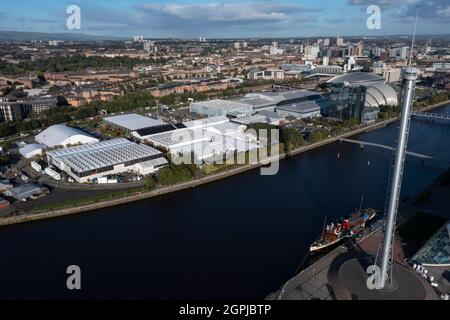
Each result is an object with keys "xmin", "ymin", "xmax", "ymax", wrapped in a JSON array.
[{"xmin": 0, "ymin": 100, "xmax": 448, "ymax": 227}]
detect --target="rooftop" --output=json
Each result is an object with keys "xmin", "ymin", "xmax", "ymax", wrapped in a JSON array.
[
  {"xmin": 328, "ymin": 72, "xmax": 385, "ymax": 85},
  {"xmin": 190, "ymin": 99, "xmax": 252, "ymax": 111},
  {"xmin": 276, "ymin": 100, "xmax": 325, "ymax": 114},
  {"xmin": 412, "ymin": 222, "xmax": 450, "ymax": 266},
  {"xmin": 35, "ymin": 125, "xmax": 99, "ymax": 148},
  {"xmin": 104, "ymin": 113, "xmax": 165, "ymax": 131},
  {"xmin": 48, "ymin": 138, "xmax": 163, "ymax": 173}
]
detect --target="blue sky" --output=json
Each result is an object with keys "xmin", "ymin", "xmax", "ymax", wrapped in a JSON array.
[{"xmin": 0, "ymin": 0, "xmax": 448, "ymax": 38}]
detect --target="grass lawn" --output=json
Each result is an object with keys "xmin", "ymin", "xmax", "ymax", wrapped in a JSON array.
[{"xmin": 33, "ymin": 188, "xmax": 144, "ymax": 212}]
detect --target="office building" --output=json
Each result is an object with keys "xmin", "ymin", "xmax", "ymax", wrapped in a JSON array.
[
  {"xmin": 143, "ymin": 41, "xmax": 156, "ymax": 52},
  {"xmin": 133, "ymin": 35, "xmax": 144, "ymax": 42},
  {"xmin": 326, "ymin": 72, "xmax": 398, "ymax": 123},
  {"xmin": 247, "ymin": 69, "xmax": 285, "ymax": 81},
  {"xmin": 304, "ymin": 45, "xmax": 320, "ymax": 60},
  {"xmin": 0, "ymin": 97, "xmax": 57, "ymax": 123}
]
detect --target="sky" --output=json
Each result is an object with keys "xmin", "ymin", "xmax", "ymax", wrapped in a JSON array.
[{"xmin": 0, "ymin": 0, "xmax": 448, "ymax": 38}]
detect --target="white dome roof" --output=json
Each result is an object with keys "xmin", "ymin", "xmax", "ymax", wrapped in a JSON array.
[{"xmin": 35, "ymin": 125, "xmax": 99, "ymax": 148}]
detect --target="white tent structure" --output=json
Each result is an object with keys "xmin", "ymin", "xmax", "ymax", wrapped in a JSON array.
[{"xmin": 35, "ymin": 125, "xmax": 99, "ymax": 148}]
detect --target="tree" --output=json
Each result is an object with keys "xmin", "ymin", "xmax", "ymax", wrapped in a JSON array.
[
  {"xmin": 342, "ymin": 117, "xmax": 359, "ymax": 128},
  {"xmin": 156, "ymin": 163, "xmax": 197, "ymax": 186},
  {"xmin": 308, "ymin": 131, "xmax": 324, "ymax": 143},
  {"xmin": 18, "ymin": 119, "xmax": 41, "ymax": 132},
  {"xmin": 146, "ymin": 177, "xmax": 156, "ymax": 190},
  {"xmin": 0, "ymin": 122, "xmax": 17, "ymax": 137},
  {"xmin": 280, "ymin": 127, "xmax": 304, "ymax": 151},
  {"xmin": 160, "ymin": 94, "xmax": 176, "ymax": 106}
]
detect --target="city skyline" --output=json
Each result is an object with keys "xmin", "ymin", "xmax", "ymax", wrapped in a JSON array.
[{"xmin": 0, "ymin": 0, "xmax": 449, "ymax": 38}]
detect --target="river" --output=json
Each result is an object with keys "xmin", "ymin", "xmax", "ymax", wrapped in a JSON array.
[{"xmin": 0, "ymin": 105, "xmax": 449, "ymax": 300}]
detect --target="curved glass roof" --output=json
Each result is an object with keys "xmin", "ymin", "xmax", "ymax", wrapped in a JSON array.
[
  {"xmin": 412, "ymin": 223, "xmax": 450, "ymax": 266},
  {"xmin": 368, "ymin": 82, "xmax": 398, "ymax": 106}
]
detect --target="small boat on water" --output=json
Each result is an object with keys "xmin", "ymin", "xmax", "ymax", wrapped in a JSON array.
[{"xmin": 310, "ymin": 208, "xmax": 377, "ymax": 252}]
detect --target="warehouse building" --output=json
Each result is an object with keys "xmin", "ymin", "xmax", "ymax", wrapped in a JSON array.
[
  {"xmin": 19, "ymin": 144, "xmax": 46, "ymax": 159},
  {"xmin": 103, "ymin": 113, "xmax": 186, "ymax": 139},
  {"xmin": 143, "ymin": 116, "xmax": 258, "ymax": 163},
  {"xmin": 189, "ymin": 90, "xmax": 328, "ymax": 118},
  {"xmin": 47, "ymin": 138, "xmax": 168, "ymax": 183},
  {"xmin": 244, "ymin": 90, "xmax": 327, "ymax": 110},
  {"xmin": 190, "ymin": 99, "xmax": 253, "ymax": 117},
  {"xmin": 104, "ymin": 113, "xmax": 162, "ymax": 133},
  {"xmin": 276, "ymin": 101, "xmax": 323, "ymax": 119},
  {"xmin": 230, "ymin": 110, "xmax": 284, "ymax": 126},
  {"xmin": 5, "ymin": 184, "xmax": 48, "ymax": 201},
  {"xmin": 36, "ymin": 124, "xmax": 99, "ymax": 148}
]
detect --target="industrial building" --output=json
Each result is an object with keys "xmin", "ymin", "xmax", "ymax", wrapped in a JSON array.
[
  {"xmin": 230, "ymin": 110, "xmax": 284, "ymax": 126},
  {"xmin": 104, "ymin": 113, "xmax": 165, "ymax": 134},
  {"xmin": 46, "ymin": 138, "xmax": 167, "ymax": 183},
  {"xmin": 5, "ymin": 184, "xmax": 48, "ymax": 201},
  {"xmin": 36, "ymin": 124, "xmax": 100, "ymax": 148},
  {"xmin": 104, "ymin": 113, "xmax": 185, "ymax": 139},
  {"xmin": 190, "ymin": 100, "xmax": 253, "ymax": 117},
  {"xmin": 245, "ymin": 90, "xmax": 328, "ymax": 111},
  {"xmin": 143, "ymin": 116, "xmax": 259, "ymax": 163},
  {"xmin": 19, "ymin": 144, "xmax": 46, "ymax": 159},
  {"xmin": 188, "ymin": 89, "xmax": 333, "ymax": 123},
  {"xmin": 103, "ymin": 113, "xmax": 184, "ymax": 140},
  {"xmin": 276, "ymin": 101, "xmax": 323, "ymax": 119}
]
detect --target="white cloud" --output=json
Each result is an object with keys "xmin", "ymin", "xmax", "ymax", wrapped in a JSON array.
[
  {"xmin": 136, "ymin": 2, "xmax": 322, "ymax": 24},
  {"xmin": 347, "ymin": 0, "xmax": 397, "ymax": 6},
  {"xmin": 436, "ymin": 5, "xmax": 450, "ymax": 17}
]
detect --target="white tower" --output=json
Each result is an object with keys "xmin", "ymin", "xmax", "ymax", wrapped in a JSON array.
[{"xmin": 367, "ymin": 4, "xmax": 420, "ymax": 290}]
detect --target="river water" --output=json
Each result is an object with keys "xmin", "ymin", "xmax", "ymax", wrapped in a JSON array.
[{"xmin": 0, "ymin": 105, "xmax": 449, "ymax": 300}]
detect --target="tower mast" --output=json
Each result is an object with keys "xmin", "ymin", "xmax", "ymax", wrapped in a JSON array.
[{"xmin": 368, "ymin": 3, "xmax": 420, "ymax": 290}]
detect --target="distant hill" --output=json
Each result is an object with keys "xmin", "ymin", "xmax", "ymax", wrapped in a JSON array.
[{"xmin": 0, "ymin": 31, "xmax": 127, "ymax": 42}]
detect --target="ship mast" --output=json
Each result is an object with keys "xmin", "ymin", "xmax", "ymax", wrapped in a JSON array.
[{"xmin": 367, "ymin": 3, "xmax": 420, "ymax": 290}]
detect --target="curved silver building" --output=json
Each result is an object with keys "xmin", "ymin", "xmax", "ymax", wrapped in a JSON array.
[{"xmin": 328, "ymin": 72, "xmax": 399, "ymax": 107}]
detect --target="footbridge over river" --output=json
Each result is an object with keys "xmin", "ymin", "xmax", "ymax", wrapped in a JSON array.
[
  {"xmin": 338, "ymin": 138, "xmax": 434, "ymax": 160},
  {"xmin": 412, "ymin": 112, "xmax": 450, "ymax": 122}
]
